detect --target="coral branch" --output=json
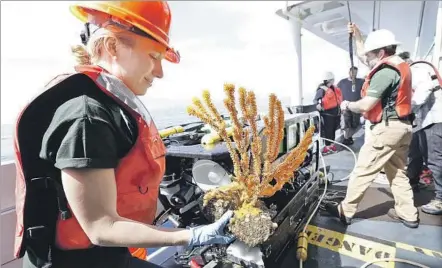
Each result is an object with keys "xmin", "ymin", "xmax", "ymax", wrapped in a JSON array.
[
  {"xmin": 187, "ymin": 97, "xmax": 242, "ymax": 178},
  {"xmin": 263, "ymin": 94, "xmax": 276, "ymax": 177},
  {"xmin": 271, "ymin": 99, "xmax": 285, "ymax": 161},
  {"xmin": 223, "ymin": 84, "xmax": 251, "ymax": 178},
  {"xmin": 187, "ymin": 83, "xmax": 315, "ymax": 247},
  {"xmin": 259, "ymin": 126, "xmax": 315, "ymax": 197},
  {"xmin": 245, "ymin": 91, "xmax": 261, "ymax": 181}
]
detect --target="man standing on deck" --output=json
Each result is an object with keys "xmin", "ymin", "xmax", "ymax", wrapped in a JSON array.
[
  {"xmin": 338, "ymin": 67, "xmax": 364, "ymax": 145},
  {"xmin": 326, "ymin": 24, "xmax": 419, "ymax": 228},
  {"xmin": 398, "ymin": 52, "xmax": 442, "ymax": 215},
  {"xmin": 398, "ymin": 51, "xmax": 431, "ymax": 192}
]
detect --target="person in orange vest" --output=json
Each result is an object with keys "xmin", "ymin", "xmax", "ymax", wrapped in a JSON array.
[
  {"xmin": 14, "ymin": 2, "xmax": 234, "ymax": 268},
  {"xmin": 325, "ymin": 25, "xmax": 419, "ymax": 228},
  {"xmin": 313, "ymin": 71, "xmax": 343, "ymax": 154}
]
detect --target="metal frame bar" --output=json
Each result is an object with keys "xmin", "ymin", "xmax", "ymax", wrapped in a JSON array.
[
  {"xmin": 280, "ymin": 3, "xmax": 304, "ymax": 106},
  {"xmin": 433, "ymin": 1, "xmax": 442, "ymax": 69},
  {"xmin": 413, "ymin": 1, "xmax": 427, "ymax": 59}
]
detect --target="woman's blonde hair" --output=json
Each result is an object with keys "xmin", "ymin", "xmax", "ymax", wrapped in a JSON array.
[{"xmin": 71, "ymin": 25, "xmax": 134, "ymax": 66}]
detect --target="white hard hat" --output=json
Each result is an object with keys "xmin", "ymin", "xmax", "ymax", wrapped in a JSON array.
[
  {"xmin": 363, "ymin": 29, "xmax": 401, "ymax": 54},
  {"xmin": 321, "ymin": 71, "xmax": 334, "ymax": 81}
]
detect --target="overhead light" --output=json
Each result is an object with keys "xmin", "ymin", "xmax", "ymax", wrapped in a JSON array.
[
  {"xmin": 309, "ymin": 3, "xmax": 325, "ymax": 14},
  {"xmin": 321, "ymin": 17, "xmax": 349, "ymax": 34}
]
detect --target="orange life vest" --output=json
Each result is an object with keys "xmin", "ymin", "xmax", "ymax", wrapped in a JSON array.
[
  {"xmin": 320, "ymin": 86, "xmax": 343, "ymax": 110},
  {"xmin": 13, "ymin": 65, "xmax": 165, "ymax": 260},
  {"xmin": 361, "ymin": 55, "xmax": 412, "ymax": 124},
  {"xmin": 129, "ymin": 247, "xmax": 148, "ymax": 260}
]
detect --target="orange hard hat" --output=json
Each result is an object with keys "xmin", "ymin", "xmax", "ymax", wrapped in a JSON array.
[{"xmin": 70, "ymin": 1, "xmax": 180, "ymax": 63}]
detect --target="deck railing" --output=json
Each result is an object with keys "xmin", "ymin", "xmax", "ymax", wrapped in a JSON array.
[{"xmin": 1, "ymin": 161, "xmax": 21, "ymax": 268}]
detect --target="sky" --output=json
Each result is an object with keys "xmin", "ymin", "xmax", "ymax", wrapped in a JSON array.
[{"xmin": 1, "ymin": 1, "xmax": 357, "ymax": 125}]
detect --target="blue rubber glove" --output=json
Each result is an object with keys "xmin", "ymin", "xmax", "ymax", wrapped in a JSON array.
[{"xmin": 188, "ymin": 210, "xmax": 235, "ymax": 247}]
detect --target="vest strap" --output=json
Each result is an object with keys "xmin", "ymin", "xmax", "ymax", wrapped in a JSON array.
[
  {"xmin": 29, "ymin": 177, "xmax": 72, "ymax": 220},
  {"xmin": 24, "ymin": 177, "xmax": 72, "ymax": 267}
]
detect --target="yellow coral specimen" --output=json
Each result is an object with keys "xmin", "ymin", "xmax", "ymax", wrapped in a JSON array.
[
  {"xmin": 234, "ymin": 203, "xmax": 262, "ymax": 219},
  {"xmin": 260, "ymin": 126, "xmax": 315, "ymax": 197},
  {"xmin": 203, "ymin": 182, "xmax": 246, "ymax": 207},
  {"xmin": 187, "ymin": 83, "xmax": 315, "ymax": 246}
]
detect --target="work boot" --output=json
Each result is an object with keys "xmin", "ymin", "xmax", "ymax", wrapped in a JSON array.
[
  {"xmin": 342, "ymin": 138, "xmax": 354, "ymax": 145},
  {"xmin": 387, "ymin": 209, "xmax": 419, "ymax": 228},
  {"xmin": 324, "ymin": 203, "xmax": 352, "ymax": 225},
  {"xmin": 421, "ymin": 199, "xmax": 442, "ymax": 215}
]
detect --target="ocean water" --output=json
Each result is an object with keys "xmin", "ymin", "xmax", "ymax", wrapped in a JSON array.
[
  {"xmin": 1, "ymin": 99, "xmax": 287, "ymax": 163},
  {"xmin": 1, "ymin": 107, "xmax": 191, "ymax": 162}
]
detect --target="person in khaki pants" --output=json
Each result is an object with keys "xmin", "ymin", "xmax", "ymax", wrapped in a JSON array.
[{"xmin": 326, "ymin": 25, "xmax": 419, "ymax": 228}]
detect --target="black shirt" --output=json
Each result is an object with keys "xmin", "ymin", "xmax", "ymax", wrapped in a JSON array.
[
  {"xmin": 337, "ymin": 78, "xmax": 364, "ymax": 102},
  {"xmin": 28, "ymin": 77, "xmax": 145, "ymax": 267},
  {"xmin": 40, "ymin": 84, "xmax": 137, "ymax": 170}
]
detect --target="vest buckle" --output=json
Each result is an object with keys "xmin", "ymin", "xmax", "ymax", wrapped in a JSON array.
[{"xmin": 26, "ymin": 226, "xmax": 48, "ymax": 240}]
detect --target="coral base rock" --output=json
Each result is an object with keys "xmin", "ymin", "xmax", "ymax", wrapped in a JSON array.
[
  {"xmin": 202, "ymin": 193, "xmax": 277, "ymax": 247},
  {"xmin": 229, "ymin": 210, "xmax": 275, "ymax": 247},
  {"xmin": 202, "ymin": 197, "xmax": 238, "ymax": 223}
]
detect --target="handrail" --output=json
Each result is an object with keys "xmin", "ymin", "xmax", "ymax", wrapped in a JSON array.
[{"xmin": 1, "ymin": 160, "xmax": 15, "ymax": 166}]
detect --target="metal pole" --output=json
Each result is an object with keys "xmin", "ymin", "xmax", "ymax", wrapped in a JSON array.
[
  {"xmin": 372, "ymin": 1, "xmax": 376, "ymax": 31},
  {"xmin": 377, "ymin": 1, "xmax": 382, "ymax": 29},
  {"xmin": 291, "ymin": 18, "xmax": 303, "ymax": 106},
  {"xmin": 283, "ymin": 3, "xmax": 303, "ymax": 106},
  {"xmin": 424, "ymin": 41, "xmax": 435, "ymax": 61},
  {"xmin": 433, "ymin": 1, "xmax": 442, "ymax": 69},
  {"xmin": 413, "ymin": 1, "xmax": 427, "ymax": 59}
]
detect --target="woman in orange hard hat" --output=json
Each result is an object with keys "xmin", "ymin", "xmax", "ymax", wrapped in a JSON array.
[{"xmin": 14, "ymin": 2, "xmax": 234, "ymax": 268}]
